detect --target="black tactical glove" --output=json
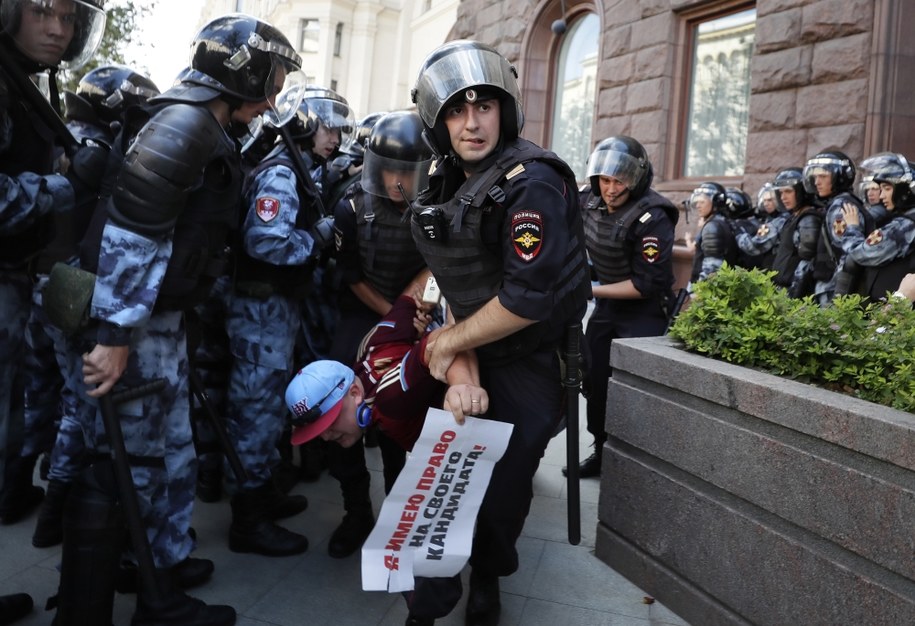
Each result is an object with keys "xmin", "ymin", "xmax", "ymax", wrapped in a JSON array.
[
  {"xmin": 64, "ymin": 138, "xmax": 110, "ymax": 208},
  {"xmin": 309, "ymin": 216, "xmax": 335, "ymax": 251}
]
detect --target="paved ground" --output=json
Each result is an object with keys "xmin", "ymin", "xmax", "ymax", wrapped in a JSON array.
[{"xmin": 0, "ymin": 412, "xmax": 689, "ymax": 626}]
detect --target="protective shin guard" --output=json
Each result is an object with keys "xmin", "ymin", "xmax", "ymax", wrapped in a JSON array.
[{"xmin": 55, "ymin": 461, "xmax": 125, "ymax": 626}]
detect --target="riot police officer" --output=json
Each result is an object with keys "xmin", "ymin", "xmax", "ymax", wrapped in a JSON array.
[
  {"xmin": 325, "ymin": 111, "xmax": 433, "ymax": 555},
  {"xmin": 223, "ymin": 92, "xmax": 337, "ymax": 558},
  {"xmin": 769, "ymin": 167, "xmax": 823, "ymax": 298},
  {"xmin": 0, "ymin": 0, "xmax": 106, "ymax": 621},
  {"xmin": 324, "ymin": 110, "xmax": 385, "ymax": 211},
  {"xmin": 408, "ymin": 40, "xmax": 591, "ymax": 625},
  {"xmin": 839, "ymin": 152, "xmax": 915, "ymax": 301},
  {"xmin": 688, "ymin": 182, "xmax": 739, "ymax": 286},
  {"xmin": 27, "ymin": 65, "xmax": 160, "ymax": 549},
  {"xmin": 803, "ymin": 149, "xmax": 866, "ymax": 304},
  {"xmin": 565, "ymin": 135, "xmax": 677, "ymax": 480},
  {"xmin": 734, "ymin": 184, "xmax": 788, "ymax": 271},
  {"xmin": 66, "ymin": 13, "xmax": 302, "ymax": 626}
]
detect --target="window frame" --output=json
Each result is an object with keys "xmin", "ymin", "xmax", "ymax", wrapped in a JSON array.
[{"xmin": 298, "ymin": 18, "xmax": 320, "ymax": 54}]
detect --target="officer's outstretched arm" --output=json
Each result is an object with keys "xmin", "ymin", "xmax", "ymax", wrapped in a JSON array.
[{"xmin": 108, "ymin": 104, "xmax": 225, "ymax": 236}]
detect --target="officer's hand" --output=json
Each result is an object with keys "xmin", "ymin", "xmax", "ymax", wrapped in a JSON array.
[
  {"xmin": 424, "ymin": 329, "xmax": 456, "ymax": 382},
  {"xmin": 65, "ymin": 139, "xmax": 110, "ymax": 208},
  {"xmin": 310, "ymin": 216, "xmax": 335, "ymax": 251},
  {"xmin": 841, "ymin": 202, "xmax": 860, "ymax": 227},
  {"xmin": 83, "ymin": 344, "xmax": 129, "ymax": 398},
  {"xmin": 443, "ymin": 384, "xmax": 489, "ymax": 424}
]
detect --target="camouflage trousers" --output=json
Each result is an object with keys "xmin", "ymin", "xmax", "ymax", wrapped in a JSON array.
[
  {"xmin": 225, "ymin": 292, "xmax": 299, "ymax": 490},
  {"xmin": 0, "ymin": 269, "xmax": 31, "ymax": 493},
  {"xmin": 67, "ymin": 310, "xmax": 196, "ymax": 568}
]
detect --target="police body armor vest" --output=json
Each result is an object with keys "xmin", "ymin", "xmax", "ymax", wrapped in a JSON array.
[
  {"xmin": 859, "ymin": 209, "xmax": 915, "ymax": 300},
  {"xmin": 412, "ymin": 138, "xmax": 589, "ymax": 360},
  {"xmin": 233, "ymin": 153, "xmax": 324, "ymax": 299},
  {"xmin": 350, "ymin": 185, "xmax": 426, "ymax": 303},
  {"xmin": 772, "ymin": 207, "xmax": 820, "ymax": 287},
  {"xmin": 0, "ymin": 71, "xmax": 57, "ymax": 268},
  {"xmin": 690, "ymin": 214, "xmax": 738, "ymax": 282},
  {"xmin": 80, "ymin": 101, "xmax": 241, "ymax": 311},
  {"xmin": 582, "ymin": 188, "xmax": 678, "ymax": 286}
]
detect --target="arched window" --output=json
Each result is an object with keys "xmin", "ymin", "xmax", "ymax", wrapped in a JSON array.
[{"xmin": 549, "ymin": 12, "xmax": 599, "ymax": 180}]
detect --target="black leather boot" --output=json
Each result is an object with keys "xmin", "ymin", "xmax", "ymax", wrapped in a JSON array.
[
  {"xmin": 328, "ymin": 473, "xmax": 374, "ymax": 558},
  {"xmin": 562, "ymin": 442, "xmax": 603, "ymax": 479},
  {"xmin": 229, "ymin": 484, "xmax": 308, "ymax": 556},
  {"xmin": 0, "ymin": 454, "xmax": 44, "ymax": 524},
  {"xmin": 263, "ymin": 476, "xmax": 307, "ymax": 520},
  {"xmin": 131, "ymin": 567, "xmax": 235, "ymax": 626},
  {"xmin": 465, "ymin": 570, "xmax": 501, "ymax": 626},
  {"xmin": 0, "ymin": 593, "xmax": 33, "ymax": 624},
  {"xmin": 32, "ymin": 478, "xmax": 71, "ymax": 547}
]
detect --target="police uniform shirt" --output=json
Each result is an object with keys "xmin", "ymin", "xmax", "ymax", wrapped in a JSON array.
[
  {"xmin": 244, "ymin": 155, "xmax": 317, "ymax": 267},
  {"xmin": 354, "ymin": 295, "xmax": 444, "ymax": 451},
  {"xmin": 490, "ymin": 159, "xmax": 580, "ymax": 324}
]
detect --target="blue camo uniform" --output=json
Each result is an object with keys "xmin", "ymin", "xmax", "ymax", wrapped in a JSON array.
[
  {"xmin": 0, "ymin": 67, "xmax": 74, "ymax": 506},
  {"xmin": 840, "ymin": 208, "xmax": 915, "ymax": 299},
  {"xmin": 736, "ymin": 211, "xmax": 789, "ymax": 264},
  {"xmin": 73, "ymin": 94, "xmax": 243, "ymax": 569},
  {"xmin": 227, "ymin": 150, "xmax": 319, "ymax": 490}
]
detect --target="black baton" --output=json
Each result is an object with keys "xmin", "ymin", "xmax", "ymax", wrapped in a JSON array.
[
  {"xmin": 98, "ymin": 380, "xmax": 168, "ymax": 605},
  {"xmin": 188, "ymin": 367, "xmax": 248, "ymax": 485},
  {"xmin": 563, "ymin": 323, "xmax": 582, "ymax": 545}
]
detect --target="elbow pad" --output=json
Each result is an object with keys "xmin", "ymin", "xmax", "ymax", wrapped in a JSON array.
[
  {"xmin": 700, "ymin": 221, "xmax": 729, "ymax": 258},
  {"xmin": 108, "ymin": 104, "xmax": 225, "ymax": 236},
  {"xmin": 797, "ymin": 217, "xmax": 820, "ymax": 260}
]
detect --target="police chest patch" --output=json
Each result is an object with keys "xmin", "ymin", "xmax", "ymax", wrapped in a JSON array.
[
  {"xmin": 256, "ymin": 197, "xmax": 280, "ymax": 222},
  {"xmin": 642, "ymin": 236, "xmax": 660, "ymax": 263},
  {"xmin": 866, "ymin": 229, "xmax": 884, "ymax": 246},
  {"xmin": 511, "ymin": 210, "xmax": 543, "ymax": 262}
]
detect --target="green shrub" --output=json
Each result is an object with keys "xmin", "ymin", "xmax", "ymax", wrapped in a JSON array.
[{"xmin": 669, "ymin": 265, "xmax": 915, "ymax": 413}]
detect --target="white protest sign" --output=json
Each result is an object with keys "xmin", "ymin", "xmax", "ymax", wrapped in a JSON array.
[{"xmin": 361, "ymin": 408, "xmax": 513, "ymax": 592}]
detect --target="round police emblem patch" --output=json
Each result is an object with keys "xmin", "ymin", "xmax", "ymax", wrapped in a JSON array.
[
  {"xmin": 866, "ymin": 229, "xmax": 884, "ymax": 246},
  {"xmin": 511, "ymin": 210, "xmax": 543, "ymax": 262},
  {"xmin": 832, "ymin": 217, "xmax": 847, "ymax": 237}
]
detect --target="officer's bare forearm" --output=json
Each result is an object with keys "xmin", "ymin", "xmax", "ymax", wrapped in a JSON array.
[
  {"xmin": 592, "ymin": 279, "xmax": 643, "ymax": 300},
  {"xmin": 349, "ymin": 281, "xmax": 393, "ymax": 316},
  {"xmin": 437, "ymin": 297, "xmax": 535, "ymax": 356}
]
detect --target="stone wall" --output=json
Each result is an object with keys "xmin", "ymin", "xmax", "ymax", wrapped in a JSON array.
[{"xmin": 596, "ymin": 335, "xmax": 915, "ymax": 625}]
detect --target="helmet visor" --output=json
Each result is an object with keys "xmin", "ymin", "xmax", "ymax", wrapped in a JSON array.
[
  {"xmin": 413, "ymin": 46, "xmax": 517, "ymax": 128},
  {"xmin": 3, "ymin": 0, "xmax": 107, "ymax": 70},
  {"xmin": 263, "ymin": 70, "xmax": 307, "ymax": 128},
  {"xmin": 585, "ymin": 147, "xmax": 644, "ymax": 191},
  {"xmin": 308, "ymin": 97, "xmax": 355, "ymax": 147},
  {"xmin": 360, "ymin": 150, "xmax": 433, "ymax": 202}
]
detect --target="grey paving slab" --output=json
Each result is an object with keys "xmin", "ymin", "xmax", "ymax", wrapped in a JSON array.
[{"xmin": 0, "ymin": 422, "xmax": 688, "ymax": 626}]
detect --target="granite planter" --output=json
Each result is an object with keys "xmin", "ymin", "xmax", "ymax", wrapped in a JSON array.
[{"xmin": 595, "ymin": 335, "xmax": 915, "ymax": 626}]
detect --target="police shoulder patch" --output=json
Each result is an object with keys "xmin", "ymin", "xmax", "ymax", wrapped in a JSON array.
[
  {"xmin": 865, "ymin": 229, "xmax": 884, "ymax": 246},
  {"xmin": 642, "ymin": 236, "xmax": 660, "ymax": 263},
  {"xmin": 256, "ymin": 197, "xmax": 280, "ymax": 222},
  {"xmin": 832, "ymin": 217, "xmax": 847, "ymax": 237},
  {"xmin": 511, "ymin": 210, "xmax": 543, "ymax": 262}
]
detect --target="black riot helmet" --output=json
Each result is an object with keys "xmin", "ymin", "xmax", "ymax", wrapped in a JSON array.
[
  {"xmin": 585, "ymin": 135, "xmax": 653, "ymax": 200},
  {"xmin": 182, "ymin": 13, "xmax": 302, "ymax": 104},
  {"xmin": 360, "ymin": 110, "xmax": 434, "ymax": 202},
  {"xmin": 803, "ymin": 149, "xmax": 856, "ymax": 197},
  {"xmin": 772, "ymin": 167, "xmax": 812, "ymax": 210},
  {"xmin": 723, "ymin": 187, "xmax": 754, "ymax": 219},
  {"xmin": 689, "ymin": 182, "xmax": 728, "ymax": 213},
  {"xmin": 64, "ymin": 64, "xmax": 160, "ymax": 126},
  {"xmin": 861, "ymin": 152, "xmax": 915, "ymax": 210},
  {"xmin": 411, "ymin": 39, "xmax": 524, "ymax": 156},
  {"xmin": 343, "ymin": 111, "xmax": 385, "ymax": 160},
  {"xmin": 274, "ymin": 85, "xmax": 354, "ymax": 146},
  {"xmin": 1, "ymin": 0, "xmax": 106, "ymax": 70}
]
